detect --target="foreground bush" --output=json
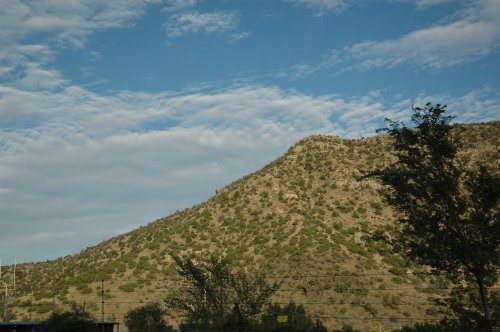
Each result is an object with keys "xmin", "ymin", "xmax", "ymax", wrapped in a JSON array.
[
  {"xmin": 257, "ymin": 301, "xmax": 327, "ymax": 332},
  {"xmin": 38, "ymin": 303, "xmax": 93, "ymax": 332},
  {"xmin": 125, "ymin": 301, "xmax": 174, "ymax": 332}
]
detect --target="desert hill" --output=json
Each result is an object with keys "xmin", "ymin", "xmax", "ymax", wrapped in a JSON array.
[{"xmin": 4, "ymin": 121, "xmax": 499, "ymax": 331}]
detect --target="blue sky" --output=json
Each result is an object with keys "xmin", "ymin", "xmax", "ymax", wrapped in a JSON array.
[{"xmin": 0, "ymin": 0, "xmax": 499, "ymax": 263}]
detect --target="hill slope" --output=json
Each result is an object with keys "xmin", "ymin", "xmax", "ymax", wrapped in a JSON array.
[{"xmin": 5, "ymin": 121, "xmax": 499, "ymax": 331}]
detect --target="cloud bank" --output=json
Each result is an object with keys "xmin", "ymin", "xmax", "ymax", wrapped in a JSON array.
[{"xmin": 1, "ymin": 81, "xmax": 498, "ymax": 262}]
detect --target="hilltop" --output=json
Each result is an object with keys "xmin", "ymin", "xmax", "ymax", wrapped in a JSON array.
[{"xmin": 4, "ymin": 121, "xmax": 499, "ymax": 331}]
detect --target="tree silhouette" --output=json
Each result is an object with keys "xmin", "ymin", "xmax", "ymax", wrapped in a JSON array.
[
  {"xmin": 124, "ymin": 301, "xmax": 173, "ymax": 332},
  {"xmin": 369, "ymin": 103, "xmax": 499, "ymax": 330},
  {"xmin": 38, "ymin": 303, "xmax": 93, "ymax": 332}
]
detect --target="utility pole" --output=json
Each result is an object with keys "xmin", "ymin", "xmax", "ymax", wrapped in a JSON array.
[
  {"xmin": 13, "ymin": 259, "xmax": 15, "ymax": 291},
  {"xmin": 101, "ymin": 279, "xmax": 104, "ymax": 332},
  {"xmin": 52, "ymin": 289, "xmax": 55, "ymax": 313},
  {"xmin": 1, "ymin": 258, "xmax": 15, "ymax": 323},
  {"xmin": 29, "ymin": 296, "xmax": 32, "ymax": 322},
  {"xmin": 3, "ymin": 284, "xmax": 8, "ymax": 322},
  {"xmin": 0, "ymin": 258, "xmax": 3, "ymax": 322}
]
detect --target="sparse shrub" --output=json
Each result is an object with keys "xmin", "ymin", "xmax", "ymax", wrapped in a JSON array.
[
  {"xmin": 33, "ymin": 301, "xmax": 53, "ymax": 314},
  {"xmin": 119, "ymin": 282, "xmax": 137, "ymax": 293},
  {"xmin": 76, "ymin": 283, "xmax": 92, "ymax": 294},
  {"xmin": 382, "ymin": 294, "xmax": 401, "ymax": 310}
]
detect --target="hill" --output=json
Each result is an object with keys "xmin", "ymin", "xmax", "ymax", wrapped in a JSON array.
[{"xmin": 3, "ymin": 121, "xmax": 499, "ymax": 331}]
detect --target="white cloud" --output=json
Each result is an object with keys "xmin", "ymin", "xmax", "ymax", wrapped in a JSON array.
[
  {"xmin": 0, "ymin": 44, "xmax": 67, "ymax": 91},
  {"xmin": 16, "ymin": 63, "xmax": 68, "ymax": 90},
  {"xmin": 289, "ymin": 0, "xmax": 456, "ymax": 13},
  {"xmin": 0, "ymin": 0, "xmax": 155, "ymax": 48},
  {"xmin": 394, "ymin": 0, "xmax": 457, "ymax": 9},
  {"xmin": 165, "ymin": 11, "xmax": 240, "ymax": 38},
  {"xmin": 230, "ymin": 31, "xmax": 252, "ymax": 42},
  {"xmin": 409, "ymin": 88, "xmax": 500, "ymax": 123},
  {"xmin": 0, "ymin": 1, "xmax": 159, "ymax": 92},
  {"xmin": 281, "ymin": 0, "xmax": 500, "ymax": 77},
  {"xmin": 1, "ymin": 83, "xmax": 498, "ymax": 262},
  {"xmin": 0, "ymin": 44, "xmax": 55, "ymax": 69},
  {"xmin": 285, "ymin": 0, "xmax": 352, "ymax": 13},
  {"xmin": 0, "ymin": 0, "xmax": 32, "ymax": 44},
  {"xmin": 347, "ymin": 1, "xmax": 500, "ymax": 70},
  {"xmin": 163, "ymin": 0, "xmax": 198, "ymax": 12}
]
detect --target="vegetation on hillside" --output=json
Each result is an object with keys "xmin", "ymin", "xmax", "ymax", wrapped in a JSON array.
[{"xmin": 3, "ymin": 118, "xmax": 498, "ymax": 331}]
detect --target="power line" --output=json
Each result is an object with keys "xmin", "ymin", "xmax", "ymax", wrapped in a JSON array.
[{"xmin": 28, "ymin": 286, "xmax": 497, "ymax": 293}]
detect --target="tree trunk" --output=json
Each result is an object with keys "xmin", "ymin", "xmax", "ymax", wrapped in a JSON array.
[{"xmin": 476, "ymin": 273, "xmax": 491, "ymax": 331}]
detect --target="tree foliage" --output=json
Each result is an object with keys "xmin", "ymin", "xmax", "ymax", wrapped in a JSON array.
[
  {"xmin": 165, "ymin": 254, "xmax": 279, "ymax": 331},
  {"xmin": 124, "ymin": 301, "xmax": 173, "ymax": 332},
  {"xmin": 38, "ymin": 303, "xmax": 93, "ymax": 332},
  {"xmin": 370, "ymin": 103, "xmax": 499, "ymax": 330}
]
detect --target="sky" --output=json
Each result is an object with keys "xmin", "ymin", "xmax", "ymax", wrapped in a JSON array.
[{"xmin": 0, "ymin": 0, "xmax": 499, "ymax": 264}]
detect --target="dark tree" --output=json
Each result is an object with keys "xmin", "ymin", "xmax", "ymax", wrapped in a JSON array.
[
  {"xmin": 370, "ymin": 103, "xmax": 499, "ymax": 330},
  {"xmin": 124, "ymin": 301, "xmax": 173, "ymax": 332},
  {"xmin": 165, "ymin": 254, "xmax": 279, "ymax": 331},
  {"xmin": 38, "ymin": 303, "xmax": 93, "ymax": 332},
  {"xmin": 258, "ymin": 301, "xmax": 327, "ymax": 332}
]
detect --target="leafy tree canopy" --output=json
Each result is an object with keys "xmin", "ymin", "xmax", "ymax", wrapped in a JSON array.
[
  {"xmin": 165, "ymin": 254, "xmax": 279, "ymax": 332},
  {"xmin": 370, "ymin": 103, "xmax": 499, "ymax": 330},
  {"xmin": 38, "ymin": 303, "xmax": 93, "ymax": 332},
  {"xmin": 125, "ymin": 301, "xmax": 173, "ymax": 332}
]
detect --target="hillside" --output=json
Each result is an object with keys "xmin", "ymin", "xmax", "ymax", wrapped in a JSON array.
[{"xmin": 4, "ymin": 121, "xmax": 499, "ymax": 331}]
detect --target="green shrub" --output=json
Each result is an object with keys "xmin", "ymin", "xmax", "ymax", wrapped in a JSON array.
[{"xmin": 119, "ymin": 282, "xmax": 137, "ymax": 293}]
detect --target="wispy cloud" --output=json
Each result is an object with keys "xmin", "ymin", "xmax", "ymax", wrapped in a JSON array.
[
  {"xmin": 16, "ymin": 63, "xmax": 68, "ymax": 90},
  {"xmin": 346, "ymin": 0, "xmax": 500, "ymax": 70},
  {"xmin": 0, "ymin": 0, "xmax": 156, "ymax": 48},
  {"xmin": 165, "ymin": 11, "xmax": 240, "ymax": 38},
  {"xmin": 1, "ymin": 81, "xmax": 497, "ymax": 262},
  {"xmin": 230, "ymin": 31, "xmax": 252, "ymax": 42},
  {"xmin": 287, "ymin": 0, "xmax": 456, "ymax": 13},
  {"xmin": 163, "ymin": 0, "xmax": 198, "ymax": 12},
  {"xmin": 285, "ymin": 0, "xmax": 352, "ymax": 13},
  {"xmin": 279, "ymin": 0, "xmax": 500, "ymax": 78},
  {"xmin": 394, "ymin": 0, "xmax": 457, "ymax": 10},
  {"xmin": 0, "ymin": 43, "xmax": 65, "ymax": 91},
  {"xmin": 0, "ymin": 1, "xmax": 159, "ymax": 92}
]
